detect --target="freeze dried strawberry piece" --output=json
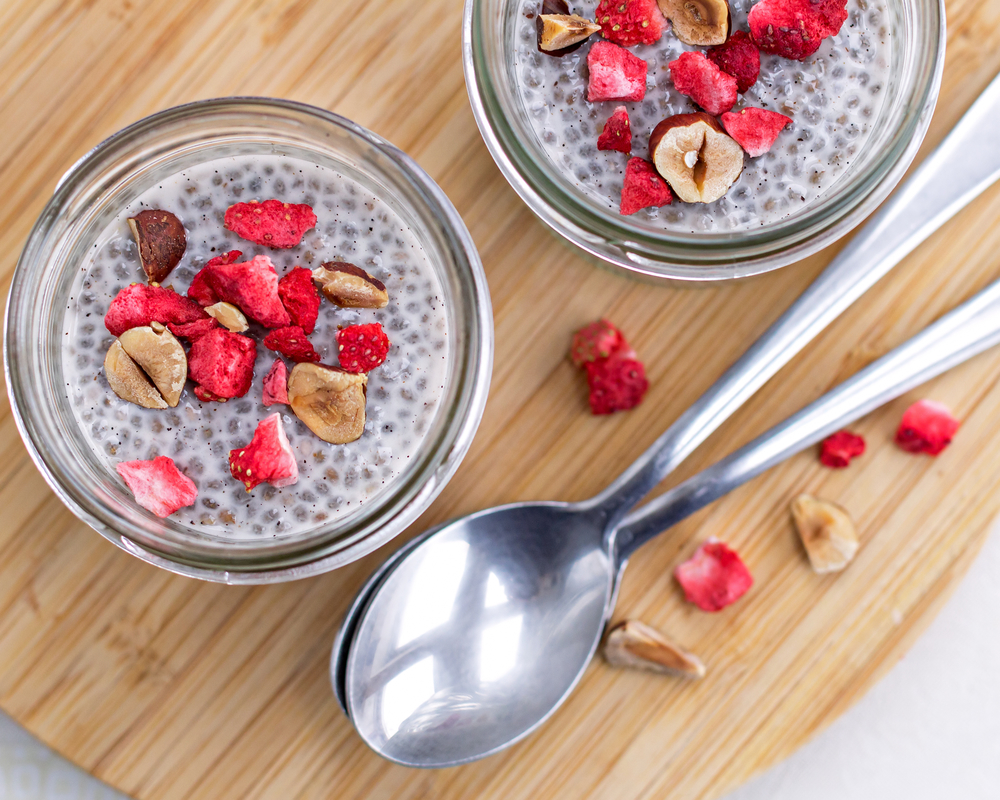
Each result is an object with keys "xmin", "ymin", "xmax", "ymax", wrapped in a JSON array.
[
  {"xmin": 570, "ymin": 319, "xmax": 625, "ymax": 367},
  {"xmin": 116, "ymin": 456, "xmax": 197, "ymax": 518},
  {"xmin": 206, "ymin": 255, "xmax": 292, "ymax": 328},
  {"xmin": 167, "ymin": 317, "xmax": 219, "ymax": 340},
  {"xmin": 819, "ymin": 430, "xmax": 866, "ymax": 468},
  {"xmin": 264, "ymin": 326, "xmax": 320, "ymax": 363},
  {"xmin": 620, "ymin": 157, "xmax": 673, "ymax": 215},
  {"xmin": 337, "ymin": 323, "xmax": 390, "ymax": 373},
  {"xmin": 675, "ymin": 540, "xmax": 753, "ymax": 612},
  {"xmin": 720, "ymin": 107, "xmax": 793, "ymax": 157},
  {"xmin": 587, "ymin": 41, "xmax": 648, "ymax": 103},
  {"xmin": 598, "ymin": 106, "xmax": 633, "ymax": 153},
  {"xmin": 748, "ymin": 0, "xmax": 848, "ymax": 60},
  {"xmin": 262, "ymin": 359, "xmax": 289, "ymax": 406},
  {"xmin": 707, "ymin": 30, "xmax": 761, "ymax": 94},
  {"xmin": 105, "ymin": 284, "xmax": 208, "ymax": 337},
  {"xmin": 224, "ymin": 199, "xmax": 317, "ymax": 249},
  {"xmin": 585, "ymin": 353, "xmax": 648, "ymax": 414},
  {"xmin": 188, "ymin": 250, "xmax": 242, "ymax": 306},
  {"xmin": 669, "ymin": 51, "xmax": 738, "ymax": 115},
  {"xmin": 595, "ymin": 0, "xmax": 667, "ymax": 46},
  {"xmin": 188, "ymin": 328, "xmax": 256, "ymax": 400},
  {"xmin": 229, "ymin": 412, "xmax": 299, "ymax": 491},
  {"xmin": 895, "ymin": 399, "xmax": 960, "ymax": 456},
  {"xmin": 278, "ymin": 267, "xmax": 321, "ymax": 334}
]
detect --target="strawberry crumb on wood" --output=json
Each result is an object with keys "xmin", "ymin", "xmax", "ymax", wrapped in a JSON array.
[
  {"xmin": 896, "ymin": 399, "xmax": 960, "ymax": 456},
  {"xmin": 819, "ymin": 430, "xmax": 865, "ymax": 468},
  {"xmin": 675, "ymin": 539, "xmax": 753, "ymax": 612}
]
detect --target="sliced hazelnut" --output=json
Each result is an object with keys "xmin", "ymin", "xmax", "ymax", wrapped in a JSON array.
[
  {"xmin": 603, "ymin": 621, "xmax": 705, "ymax": 678},
  {"xmin": 657, "ymin": 0, "xmax": 730, "ymax": 45},
  {"xmin": 117, "ymin": 323, "xmax": 187, "ymax": 407},
  {"xmin": 127, "ymin": 209, "xmax": 186, "ymax": 284},
  {"xmin": 649, "ymin": 113, "xmax": 744, "ymax": 203},
  {"xmin": 538, "ymin": 14, "xmax": 601, "ymax": 51},
  {"xmin": 312, "ymin": 262, "xmax": 389, "ymax": 309},
  {"xmin": 287, "ymin": 363, "xmax": 368, "ymax": 444},
  {"xmin": 104, "ymin": 340, "xmax": 168, "ymax": 410},
  {"xmin": 790, "ymin": 494, "xmax": 859, "ymax": 574},
  {"xmin": 205, "ymin": 301, "xmax": 249, "ymax": 332}
]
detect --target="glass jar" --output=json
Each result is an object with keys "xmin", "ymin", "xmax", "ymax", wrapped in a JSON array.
[
  {"xmin": 463, "ymin": 0, "xmax": 944, "ymax": 280},
  {"xmin": 4, "ymin": 98, "xmax": 493, "ymax": 583}
]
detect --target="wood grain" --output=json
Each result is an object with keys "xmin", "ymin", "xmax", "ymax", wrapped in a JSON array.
[{"xmin": 2, "ymin": 1, "xmax": 1000, "ymax": 798}]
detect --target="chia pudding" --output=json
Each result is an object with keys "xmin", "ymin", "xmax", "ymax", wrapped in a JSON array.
[
  {"xmin": 62, "ymin": 154, "xmax": 450, "ymax": 539},
  {"xmin": 514, "ymin": 0, "xmax": 891, "ymax": 231}
]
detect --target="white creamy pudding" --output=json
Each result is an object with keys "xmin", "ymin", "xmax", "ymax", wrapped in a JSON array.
[
  {"xmin": 514, "ymin": 0, "xmax": 891, "ymax": 231},
  {"xmin": 62, "ymin": 155, "xmax": 449, "ymax": 539}
]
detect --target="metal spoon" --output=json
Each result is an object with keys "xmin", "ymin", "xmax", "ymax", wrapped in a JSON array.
[
  {"xmin": 348, "ymin": 255, "xmax": 1000, "ymax": 768},
  {"xmin": 337, "ymin": 75, "xmax": 1000, "ymax": 764}
]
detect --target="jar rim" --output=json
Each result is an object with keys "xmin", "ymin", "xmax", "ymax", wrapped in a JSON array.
[
  {"xmin": 462, "ymin": 0, "xmax": 946, "ymax": 280},
  {"xmin": 4, "ymin": 97, "xmax": 494, "ymax": 583}
]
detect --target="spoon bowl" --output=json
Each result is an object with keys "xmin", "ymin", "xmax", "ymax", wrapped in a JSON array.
[{"xmin": 345, "ymin": 503, "xmax": 613, "ymax": 766}]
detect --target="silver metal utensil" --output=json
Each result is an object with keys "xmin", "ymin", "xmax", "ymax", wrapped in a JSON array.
[{"xmin": 336, "ymin": 73, "xmax": 1000, "ymax": 766}]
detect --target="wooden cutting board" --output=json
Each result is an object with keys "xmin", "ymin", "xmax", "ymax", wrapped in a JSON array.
[{"xmin": 2, "ymin": 1, "xmax": 1000, "ymax": 798}]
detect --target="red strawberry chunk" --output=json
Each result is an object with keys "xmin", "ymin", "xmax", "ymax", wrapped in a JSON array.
[
  {"xmin": 587, "ymin": 41, "xmax": 648, "ymax": 103},
  {"xmin": 229, "ymin": 413, "xmax": 299, "ymax": 491},
  {"xmin": 262, "ymin": 359, "xmax": 289, "ymax": 406},
  {"xmin": 278, "ymin": 267, "xmax": 321, "ymax": 334},
  {"xmin": 104, "ymin": 284, "xmax": 208, "ymax": 337},
  {"xmin": 896, "ymin": 399, "xmax": 960, "ymax": 456},
  {"xmin": 116, "ymin": 456, "xmax": 197, "ymax": 518},
  {"xmin": 570, "ymin": 319, "xmax": 625, "ymax": 367},
  {"xmin": 707, "ymin": 30, "xmax": 761, "ymax": 94},
  {"xmin": 585, "ymin": 353, "xmax": 648, "ymax": 414},
  {"xmin": 167, "ymin": 317, "xmax": 219, "ymax": 341},
  {"xmin": 820, "ymin": 430, "xmax": 866, "ymax": 468},
  {"xmin": 337, "ymin": 323, "xmax": 390, "ymax": 373},
  {"xmin": 264, "ymin": 326, "xmax": 320, "ymax": 363},
  {"xmin": 224, "ymin": 199, "xmax": 317, "ymax": 249},
  {"xmin": 205, "ymin": 255, "xmax": 292, "ymax": 328},
  {"xmin": 669, "ymin": 51, "xmax": 738, "ymax": 115},
  {"xmin": 749, "ymin": 0, "xmax": 848, "ymax": 60},
  {"xmin": 188, "ymin": 328, "xmax": 257, "ymax": 400},
  {"xmin": 620, "ymin": 157, "xmax": 673, "ymax": 215},
  {"xmin": 675, "ymin": 540, "xmax": 753, "ymax": 612},
  {"xmin": 720, "ymin": 107, "xmax": 793, "ymax": 157},
  {"xmin": 188, "ymin": 250, "xmax": 242, "ymax": 306},
  {"xmin": 598, "ymin": 106, "xmax": 633, "ymax": 153},
  {"xmin": 595, "ymin": 0, "xmax": 667, "ymax": 46}
]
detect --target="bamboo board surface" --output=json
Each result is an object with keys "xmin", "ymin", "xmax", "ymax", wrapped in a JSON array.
[{"xmin": 1, "ymin": 1, "xmax": 1000, "ymax": 798}]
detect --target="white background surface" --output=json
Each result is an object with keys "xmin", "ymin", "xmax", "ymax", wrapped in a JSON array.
[{"xmin": 2, "ymin": 522, "xmax": 999, "ymax": 800}]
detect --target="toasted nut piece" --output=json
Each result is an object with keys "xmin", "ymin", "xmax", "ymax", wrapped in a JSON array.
[
  {"xmin": 649, "ymin": 113, "xmax": 743, "ymax": 203},
  {"xmin": 791, "ymin": 494, "xmax": 859, "ymax": 574},
  {"xmin": 604, "ymin": 621, "xmax": 705, "ymax": 678},
  {"xmin": 104, "ymin": 340, "xmax": 168, "ymax": 409},
  {"xmin": 117, "ymin": 324, "xmax": 187, "ymax": 407},
  {"xmin": 127, "ymin": 209, "xmax": 186, "ymax": 284},
  {"xmin": 205, "ymin": 301, "xmax": 249, "ymax": 333},
  {"xmin": 287, "ymin": 363, "xmax": 368, "ymax": 444},
  {"xmin": 312, "ymin": 262, "xmax": 388, "ymax": 309},
  {"xmin": 657, "ymin": 0, "xmax": 730, "ymax": 45},
  {"xmin": 538, "ymin": 14, "xmax": 601, "ymax": 50}
]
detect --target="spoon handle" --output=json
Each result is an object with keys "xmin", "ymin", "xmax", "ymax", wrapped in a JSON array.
[
  {"xmin": 612, "ymin": 273, "xmax": 1000, "ymax": 561},
  {"xmin": 587, "ymin": 72, "xmax": 1000, "ymax": 532}
]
